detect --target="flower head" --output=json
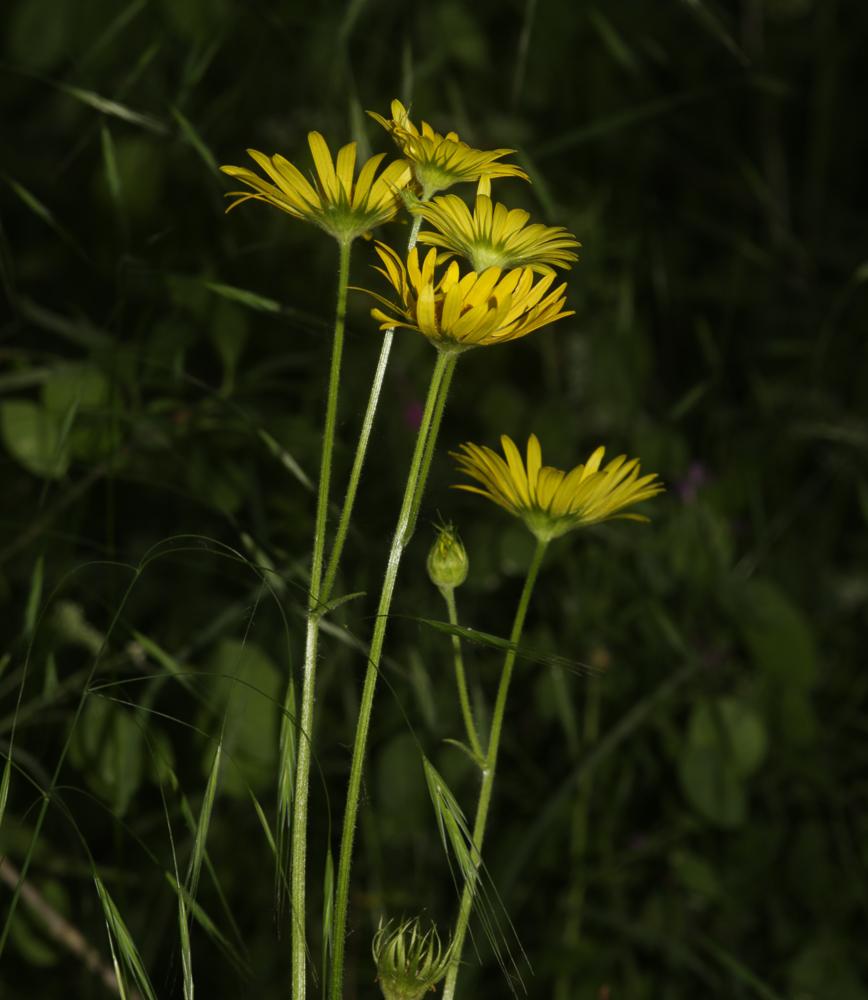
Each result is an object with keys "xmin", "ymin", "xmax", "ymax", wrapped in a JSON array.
[
  {"xmin": 360, "ymin": 243, "xmax": 573, "ymax": 352},
  {"xmin": 413, "ymin": 193, "xmax": 580, "ymax": 274},
  {"xmin": 368, "ymin": 99, "xmax": 528, "ymax": 197},
  {"xmin": 452, "ymin": 434, "xmax": 664, "ymax": 541},
  {"xmin": 372, "ymin": 918, "xmax": 452, "ymax": 1000},
  {"xmin": 220, "ymin": 132, "xmax": 411, "ymax": 244},
  {"xmin": 427, "ymin": 521, "xmax": 469, "ymax": 591}
]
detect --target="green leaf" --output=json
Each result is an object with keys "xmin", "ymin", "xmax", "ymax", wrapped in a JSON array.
[
  {"xmin": 787, "ymin": 939, "xmax": 868, "ymax": 1000},
  {"xmin": 203, "ymin": 281, "xmax": 282, "ymax": 314},
  {"xmin": 201, "ymin": 639, "xmax": 282, "ymax": 798},
  {"xmin": 42, "ymin": 364, "xmax": 108, "ymax": 415},
  {"xmin": 41, "ymin": 364, "xmax": 120, "ymax": 460},
  {"xmin": 415, "ymin": 617, "xmax": 596, "ymax": 675},
  {"xmin": 316, "ymin": 591, "xmax": 366, "ymax": 617},
  {"xmin": 678, "ymin": 696, "xmax": 767, "ymax": 827},
  {"xmin": 0, "ymin": 400, "xmax": 70, "ymax": 478},
  {"xmin": 186, "ymin": 452, "xmax": 248, "ymax": 515},
  {"xmin": 678, "ymin": 745, "xmax": 745, "ymax": 828},
  {"xmin": 172, "ymin": 105, "xmax": 220, "ymax": 176},
  {"xmin": 321, "ymin": 848, "xmax": 334, "ymax": 995},
  {"xmin": 68, "ymin": 698, "xmax": 145, "ymax": 817},
  {"xmin": 687, "ymin": 697, "xmax": 768, "ymax": 778},
  {"xmin": 210, "ymin": 302, "xmax": 249, "ymax": 392},
  {"xmin": 6, "ymin": 0, "xmax": 69, "ymax": 69},
  {"xmin": 257, "ymin": 429, "xmax": 313, "ymax": 491},
  {"xmin": 378, "ymin": 734, "xmax": 430, "ymax": 830},
  {"xmin": 442, "ymin": 738, "xmax": 483, "ymax": 768},
  {"xmin": 23, "ymin": 555, "xmax": 44, "ymax": 636},
  {"xmin": 59, "ymin": 83, "xmax": 166, "ymax": 134},
  {"xmin": 3, "ymin": 175, "xmax": 86, "ymax": 259},
  {"xmin": 669, "ymin": 848, "xmax": 722, "ymax": 901},
  {"xmin": 0, "ymin": 757, "xmax": 11, "ymax": 831},
  {"xmin": 740, "ymin": 579, "xmax": 817, "ymax": 689}
]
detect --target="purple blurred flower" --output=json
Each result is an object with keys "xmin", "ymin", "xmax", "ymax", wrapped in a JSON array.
[
  {"xmin": 677, "ymin": 461, "xmax": 708, "ymax": 504},
  {"xmin": 403, "ymin": 399, "xmax": 424, "ymax": 430}
]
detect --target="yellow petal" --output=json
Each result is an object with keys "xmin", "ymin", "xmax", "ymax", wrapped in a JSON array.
[
  {"xmin": 582, "ymin": 446, "xmax": 606, "ymax": 479},
  {"xmin": 500, "ymin": 435, "xmax": 531, "ymax": 506},
  {"xmin": 307, "ymin": 131, "xmax": 339, "ymax": 202},
  {"xmin": 334, "ymin": 142, "xmax": 357, "ymax": 200},
  {"xmin": 526, "ymin": 434, "xmax": 542, "ymax": 501},
  {"xmin": 352, "ymin": 152, "xmax": 386, "ymax": 209}
]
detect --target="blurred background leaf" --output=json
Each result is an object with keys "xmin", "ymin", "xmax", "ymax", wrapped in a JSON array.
[{"xmin": 1, "ymin": 0, "xmax": 865, "ymax": 996}]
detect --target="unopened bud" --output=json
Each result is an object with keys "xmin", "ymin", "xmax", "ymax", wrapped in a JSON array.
[
  {"xmin": 426, "ymin": 523, "xmax": 468, "ymax": 591},
  {"xmin": 372, "ymin": 917, "xmax": 452, "ymax": 1000}
]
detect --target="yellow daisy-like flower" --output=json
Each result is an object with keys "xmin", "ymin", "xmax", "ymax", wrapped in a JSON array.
[
  {"xmin": 368, "ymin": 99, "xmax": 529, "ymax": 197},
  {"xmin": 412, "ymin": 193, "xmax": 581, "ymax": 274},
  {"xmin": 361, "ymin": 243, "xmax": 573, "ymax": 352},
  {"xmin": 452, "ymin": 434, "xmax": 664, "ymax": 541},
  {"xmin": 220, "ymin": 132, "xmax": 412, "ymax": 244}
]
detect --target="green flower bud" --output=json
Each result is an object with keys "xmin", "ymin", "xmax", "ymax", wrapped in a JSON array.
[
  {"xmin": 426, "ymin": 522, "xmax": 469, "ymax": 592},
  {"xmin": 372, "ymin": 917, "xmax": 452, "ymax": 1000}
]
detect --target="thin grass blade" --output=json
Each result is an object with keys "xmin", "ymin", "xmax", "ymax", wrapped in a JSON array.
[{"xmin": 94, "ymin": 876, "xmax": 158, "ymax": 1000}]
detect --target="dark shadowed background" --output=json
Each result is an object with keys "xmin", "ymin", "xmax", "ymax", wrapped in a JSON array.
[{"xmin": 1, "ymin": 0, "xmax": 866, "ymax": 997}]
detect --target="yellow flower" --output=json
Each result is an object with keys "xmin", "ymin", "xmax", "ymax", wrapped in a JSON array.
[
  {"xmin": 452, "ymin": 434, "xmax": 664, "ymax": 541},
  {"xmin": 368, "ymin": 99, "xmax": 529, "ymax": 197},
  {"xmin": 412, "ymin": 193, "xmax": 581, "ymax": 274},
  {"xmin": 361, "ymin": 243, "xmax": 573, "ymax": 352},
  {"xmin": 220, "ymin": 132, "xmax": 411, "ymax": 244}
]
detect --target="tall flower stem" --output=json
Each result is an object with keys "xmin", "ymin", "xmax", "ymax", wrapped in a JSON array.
[
  {"xmin": 291, "ymin": 237, "xmax": 351, "ymax": 1000},
  {"xmin": 442, "ymin": 537, "xmax": 548, "ymax": 1000},
  {"xmin": 329, "ymin": 349, "xmax": 458, "ymax": 1000},
  {"xmin": 320, "ymin": 329, "xmax": 393, "ymax": 603},
  {"xmin": 292, "ymin": 210, "xmax": 428, "ymax": 998},
  {"xmin": 442, "ymin": 587, "xmax": 484, "ymax": 761},
  {"xmin": 320, "ymin": 211, "xmax": 425, "ymax": 602}
]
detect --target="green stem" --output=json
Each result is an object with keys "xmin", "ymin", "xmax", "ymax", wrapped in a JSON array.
[
  {"xmin": 321, "ymin": 209, "xmax": 424, "ymax": 601},
  {"xmin": 442, "ymin": 587, "xmax": 483, "ymax": 761},
  {"xmin": 321, "ymin": 329, "xmax": 393, "ymax": 603},
  {"xmin": 329, "ymin": 350, "xmax": 458, "ymax": 1000},
  {"xmin": 442, "ymin": 537, "xmax": 548, "ymax": 1000},
  {"xmin": 291, "ymin": 237, "xmax": 351, "ymax": 1000},
  {"xmin": 407, "ymin": 213, "xmax": 423, "ymax": 252}
]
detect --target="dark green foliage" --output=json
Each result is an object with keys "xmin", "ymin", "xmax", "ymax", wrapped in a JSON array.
[{"xmin": 1, "ymin": 0, "xmax": 865, "ymax": 997}]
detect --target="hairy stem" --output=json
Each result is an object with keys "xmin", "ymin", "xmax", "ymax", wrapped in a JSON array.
[
  {"xmin": 291, "ymin": 237, "xmax": 351, "ymax": 1000},
  {"xmin": 329, "ymin": 350, "xmax": 458, "ymax": 1000},
  {"xmin": 442, "ymin": 537, "xmax": 548, "ymax": 1000},
  {"xmin": 442, "ymin": 587, "xmax": 484, "ymax": 761}
]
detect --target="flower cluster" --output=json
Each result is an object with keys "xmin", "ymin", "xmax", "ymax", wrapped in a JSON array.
[
  {"xmin": 359, "ymin": 98, "xmax": 582, "ymax": 353},
  {"xmin": 220, "ymin": 97, "xmax": 665, "ymax": 1000}
]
